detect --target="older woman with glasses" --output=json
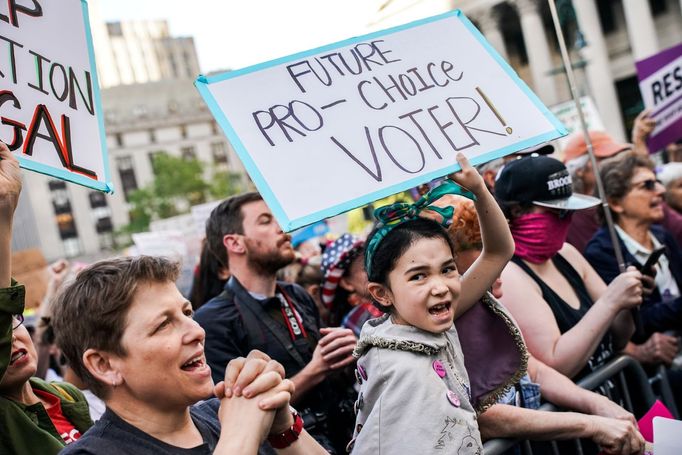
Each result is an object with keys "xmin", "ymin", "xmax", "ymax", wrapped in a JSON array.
[
  {"xmin": 0, "ymin": 143, "xmax": 94, "ymax": 454},
  {"xmin": 585, "ymin": 151, "xmax": 682, "ymax": 368}
]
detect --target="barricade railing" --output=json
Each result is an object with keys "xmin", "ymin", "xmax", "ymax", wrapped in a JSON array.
[
  {"xmin": 483, "ymin": 355, "xmax": 668, "ymax": 455},
  {"xmin": 650, "ymin": 364, "xmax": 680, "ymax": 419}
]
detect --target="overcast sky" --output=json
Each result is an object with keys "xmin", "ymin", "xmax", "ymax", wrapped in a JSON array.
[{"xmin": 99, "ymin": 0, "xmax": 379, "ymax": 73}]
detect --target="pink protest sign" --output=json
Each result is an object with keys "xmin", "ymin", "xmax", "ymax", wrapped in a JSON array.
[{"xmin": 637, "ymin": 399, "xmax": 674, "ymax": 442}]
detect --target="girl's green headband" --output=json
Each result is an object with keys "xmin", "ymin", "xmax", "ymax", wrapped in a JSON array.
[{"xmin": 364, "ymin": 180, "xmax": 476, "ymax": 278}]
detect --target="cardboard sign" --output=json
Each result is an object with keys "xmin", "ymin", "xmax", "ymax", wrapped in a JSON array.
[
  {"xmin": 196, "ymin": 10, "xmax": 565, "ymax": 231},
  {"xmin": 636, "ymin": 42, "xmax": 682, "ymax": 153},
  {"xmin": 132, "ymin": 231, "xmax": 188, "ymax": 260},
  {"xmin": 0, "ymin": 0, "xmax": 112, "ymax": 192},
  {"xmin": 190, "ymin": 200, "xmax": 221, "ymax": 236},
  {"xmin": 11, "ymin": 249, "xmax": 48, "ymax": 310},
  {"xmin": 550, "ymin": 96, "xmax": 605, "ymax": 150},
  {"xmin": 653, "ymin": 417, "xmax": 682, "ymax": 455}
]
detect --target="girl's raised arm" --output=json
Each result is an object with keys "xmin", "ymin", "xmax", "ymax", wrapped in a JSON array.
[{"xmin": 448, "ymin": 153, "xmax": 514, "ymax": 317}]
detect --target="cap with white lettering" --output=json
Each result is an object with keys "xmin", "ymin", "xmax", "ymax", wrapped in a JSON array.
[{"xmin": 494, "ymin": 155, "xmax": 600, "ymax": 211}]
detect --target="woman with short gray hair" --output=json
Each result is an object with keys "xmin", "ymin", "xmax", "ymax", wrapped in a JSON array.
[{"xmin": 585, "ymin": 151, "xmax": 682, "ymax": 371}]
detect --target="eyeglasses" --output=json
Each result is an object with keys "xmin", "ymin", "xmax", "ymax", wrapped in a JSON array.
[
  {"xmin": 11, "ymin": 314, "xmax": 24, "ymax": 330},
  {"xmin": 632, "ymin": 179, "xmax": 662, "ymax": 191}
]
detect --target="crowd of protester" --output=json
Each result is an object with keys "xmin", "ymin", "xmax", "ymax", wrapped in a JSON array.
[{"xmin": 1, "ymin": 107, "xmax": 681, "ymax": 455}]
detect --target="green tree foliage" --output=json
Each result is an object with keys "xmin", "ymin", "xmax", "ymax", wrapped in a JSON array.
[
  {"xmin": 209, "ymin": 170, "xmax": 244, "ymax": 199},
  {"xmin": 152, "ymin": 153, "xmax": 209, "ymax": 207},
  {"xmin": 118, "ymin": 153, "xmax": 245, "ymax": 239}
]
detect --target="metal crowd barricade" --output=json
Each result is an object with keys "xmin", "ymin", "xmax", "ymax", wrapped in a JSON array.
[
  {"xmin": 650, "ymin": 364, "xmax": 680, "ymax": 419},
  {"xmin": 483, "ymin": 355, "xmax": 668, "ymax": 455}
]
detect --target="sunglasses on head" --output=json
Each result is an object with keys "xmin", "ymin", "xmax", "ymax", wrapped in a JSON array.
[{"xmin": 633, "ymin": 179, "xmax": 662, "ymax": 191}]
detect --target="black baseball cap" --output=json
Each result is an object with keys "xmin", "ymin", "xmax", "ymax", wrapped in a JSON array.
[
  {"xmin": 514, "ymin": 142, "xmax": 555, "ymax": 156},
  {"xmin": 495, "ymin": 155, "xmax": 600, "ymax": 211}
]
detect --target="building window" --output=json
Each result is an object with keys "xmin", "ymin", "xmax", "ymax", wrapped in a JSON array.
[
  {"xmin": 107, "ymin": 22, "xmax": 123, "ymax": 36},
  {"xmin": 169, "ymin": 55, "xmax": 178, "ymax": 76},
  {"xmin": 95, "ymin": 216, "xmax": 114, "ymax": 234},
  {"xmin": 596, "ymin": 1, "xmax": 616, "ymax": 34},
  {"xmin": 149, "ymin": 129, "xmax": 156, "ymax": 143},
  {"xmin": 97, "ymin": 232, "xmax": 115, "ymax": 250},
  {"xmin": 211, "ymin": 122, "xmax": 220, "ymax": 135},
  {"xmin": 115, "ymin": 133, "xmax": 123, "ymax": 147},
  {"xmin": 181, "ymin": 146, "xmax": 197, "ymax": 161},
  {"xmin": 180, "ymin": 124, "xmax": 188, "ymax": 139},
  {"xmin": 89, "ymin": 191, "xmax": 107, "ymax": 209},
  {"xmin": 649, "ymin": 0, "xmax": 667, "ymax": 15},
  {"xmin": 55, "ymin": 213, "xmax": 78, "ymax": 239},
  {"xmin": 48, "ymin": 180, "xmax": 71, "ymax": 214},
  {"xmin": 48, "ymin": 180, "xmax": 66, "ymax": 191},
  {"xmin": 52, "ymin": 198, "xmax": 72, "ymax": 215},
  {"xmin": 211, "ymin": 142, "xmax": 229, "ymax": 165},
  {"xmin": 47, "ymin": 179, "xmax": 81, "ymax": 256},
  {"xmin": 62, "ymin": 238, "xmax": 82, "ymax": 258},
  {"xmin": 133, "ymin": 105, "xmax": 148, "ymax": 118},
  {"xmin": 116, "ymin": 156, "xmax": 139, "ymax": 200}
]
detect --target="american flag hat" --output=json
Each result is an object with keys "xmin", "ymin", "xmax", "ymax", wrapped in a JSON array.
[{"xmin": 321, "ymin": 233, "xmax": 365, "ymax": 309}]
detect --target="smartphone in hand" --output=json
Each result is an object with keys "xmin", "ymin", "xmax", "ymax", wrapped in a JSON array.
[{"xmin": 640, "ymin": 247, "xmax": 666, "ymax": 277}]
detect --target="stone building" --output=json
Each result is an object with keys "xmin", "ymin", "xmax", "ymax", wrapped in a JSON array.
[{"xmin": 371, "ymin": 0, "xmax": 682, "ymax": 141}]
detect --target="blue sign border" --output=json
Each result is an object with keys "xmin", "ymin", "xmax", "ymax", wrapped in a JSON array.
[
  {"xmin": 15, "ymin": 0, "xmax": 114, "ymax": 194},
  {"xmin": 196, "ymin": 9, "xmax": 566, "ymax": 231}
]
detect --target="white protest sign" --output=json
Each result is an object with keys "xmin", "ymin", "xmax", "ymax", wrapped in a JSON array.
[
  {"xmin": 550, "ymin": 96, "xmax": 605, "ymax": 149},
  {"xmin": 0, "ymin": 0, "xmax": 112, "ymax": 192},
  {"xmin": 191, "ymin": 200, "xmax": 221, "ymax": 236},
  {"xmin": 150, "ymin": 213, "xmax": 196, "ymax": 237},
  {"xmin": 132, "ymin": 231, "xmax": 188, "ymax": 260},
  {"xmin": 196, "ymin": 10, "xmax": 566, "ymax": 231},
  {"xmin": 654, "ymin": 417, "xmax": 682, "ymax": 455}
]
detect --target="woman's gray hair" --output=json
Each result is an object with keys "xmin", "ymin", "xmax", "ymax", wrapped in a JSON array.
[{"xmin": 598, "ymin": 151, "xmax": 654, "ymax": 223}]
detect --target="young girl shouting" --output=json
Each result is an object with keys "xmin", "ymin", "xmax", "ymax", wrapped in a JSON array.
[{"xmin": 349, "ymin": 154, "xmax": 514, "ymax": 454}]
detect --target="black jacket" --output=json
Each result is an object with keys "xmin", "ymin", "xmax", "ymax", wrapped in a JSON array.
[
  {"xmin": 195, "ymin": 276, "xmax": 321, "ymax": 383},
  {"xmin": 585, "ymin": 225, "xmax": 682, "ymax": 341}
]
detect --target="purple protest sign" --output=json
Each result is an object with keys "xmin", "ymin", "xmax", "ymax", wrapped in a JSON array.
[{"xmin": 635, "ymin": 43, "xmax": 682, "ymax": 153}]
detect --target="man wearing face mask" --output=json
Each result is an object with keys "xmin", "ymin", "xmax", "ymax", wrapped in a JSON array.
[{"xmin": 493, "ymin": 156, "xmax": 644, "ymax": 380}]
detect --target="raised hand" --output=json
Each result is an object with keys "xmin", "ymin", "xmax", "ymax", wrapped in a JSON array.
[
  {"xmin": 447, "ymin": 153, "xmax": 486, "ymax": 196},
  {"xmin": 632, "ymin": 109, "xmax": 656, "ymax": 156},
  {"xmin": 0, "ymin": 141, "xmax": 21, "ymax": 216},
  {"xmin": 312, "ymin": 327, "xmax": 357, "ymax": 372}
]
